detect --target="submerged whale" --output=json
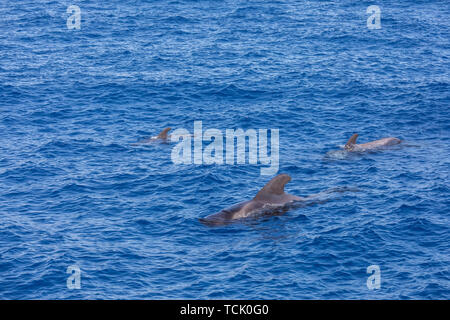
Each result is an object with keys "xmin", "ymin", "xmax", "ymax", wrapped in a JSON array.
[
  {"xmin": 199, "ymin": 174, "xmax": 304, "ymax": 226},
  {"xmin": 344, "ymin": 133, "xmax": 401, "ymax": 151}
]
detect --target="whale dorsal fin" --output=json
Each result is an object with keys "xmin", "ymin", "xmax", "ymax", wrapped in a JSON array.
[
  {"xmin": 345, "ymin": 133, "xmax": 358, "ymax": 150},
  {"xmin": 253, "ymin": 174, "xmax": 291, "ymax": 201},
  {"xmin": 157, "ymin": 127, "xmax": 171, "ymax": 139}
]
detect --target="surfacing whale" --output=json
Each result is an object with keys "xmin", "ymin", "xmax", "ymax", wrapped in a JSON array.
[
  {"xmin": 344, "ymin": 133, "xmax": 401, "ymax": 152},
  {"xmin": 131, "ymin": 127, "xmax": 172, "ymax": 145},
  {"xmin": 199, "ymin": 174, "xmax": 305, "ymax": 226}
]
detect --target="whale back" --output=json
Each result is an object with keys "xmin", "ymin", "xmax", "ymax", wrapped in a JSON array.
[
  {"xmin": 345, "ymin": 133, "xmax": 359, "ymax": 150},
  {"xmin": 253, "ymin": 174, "xmax": 291, "ymax": 201},
  {"xmin": 157, "ymin": 127, "xmax": 171, "ymax": 139}
]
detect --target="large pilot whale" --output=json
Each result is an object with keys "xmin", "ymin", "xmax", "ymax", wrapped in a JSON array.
[
  {"xmin": 199, "ymin": 174, "xmax": 306, "ymax": 226},
  {"xmin": 344, "ymin": 133, "xmax": 401, "ymax": 151},
  {"xmin": 131, "ymin": 127, "xmax": 172, "ymax": 145}
]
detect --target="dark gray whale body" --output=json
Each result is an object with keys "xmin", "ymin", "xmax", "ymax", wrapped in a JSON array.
[{"xmin": 199, "ymin": 174, "xmax": 304, "ymax": 226}]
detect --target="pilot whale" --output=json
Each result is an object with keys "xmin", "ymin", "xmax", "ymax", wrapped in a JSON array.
[
  {"xmin": 199, "ymin": 174, "xmax": 305, "ymax": 226},
  {"xmin": 131, "ymin": 127, "xmax": 172, "ymax": 145},
  {"xmin": 344, "ymin": 133, "xmax": 401, "ymax": 151}
]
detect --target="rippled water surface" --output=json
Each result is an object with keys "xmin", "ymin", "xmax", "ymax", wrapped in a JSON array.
[{"xmin": 0, "ymin": 0, "xmax": 449, "ymax": 299}]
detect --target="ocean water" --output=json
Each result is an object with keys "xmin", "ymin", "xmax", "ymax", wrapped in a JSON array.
[{"xmin": 0, "ymin": 0, "xmax": 449, "ymax": 299}]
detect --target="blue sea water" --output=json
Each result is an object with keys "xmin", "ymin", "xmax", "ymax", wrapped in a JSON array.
[{"xmin": 0, "ymin": 0, "xmax": 449, "ymax": 299}]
